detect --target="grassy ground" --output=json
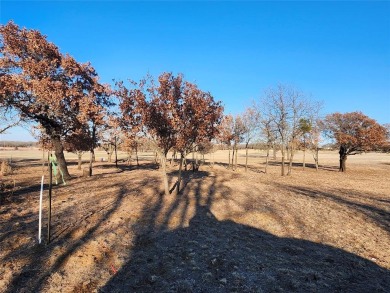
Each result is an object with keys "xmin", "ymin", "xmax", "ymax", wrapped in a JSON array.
[{"xmin": 0, "ymin": 149, "xmax": 389, "ymax": 292}]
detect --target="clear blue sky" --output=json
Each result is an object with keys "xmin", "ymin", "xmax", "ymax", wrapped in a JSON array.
[{"xmin": 1, "ymin": 1, "xmax": 389, "ymax": 141}]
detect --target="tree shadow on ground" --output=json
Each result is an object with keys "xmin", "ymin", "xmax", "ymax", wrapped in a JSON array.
[
  {"xmin": 267, "ymin": 160, "xmax": 339, "ymax": 172},
  {"xmin": 278, "ymin": 184, "xmax": 390, "ymax": 234},
  {"xmin": 2, "ymin": 174, "xmax": 160, "ymax": 293},
  {"xmin": 101, "ymin": 173, "xmax": 390, "ymax": 293},
  {"xmin": 3, "ymin": 184, "xmax": 126, "ymax": 292},
  {"xmin": 117, "ymin": 162, "xmax": 159, "ymax": 172}
]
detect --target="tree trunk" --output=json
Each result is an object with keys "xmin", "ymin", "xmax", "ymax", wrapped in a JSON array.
[
  {"xmin": 89, "ymin": 151, "xmax": 93, "ymax": 176},
  {"xmin": 176, "ymin": 152, "xmax": 184, "ymax": 194},
  {"xmin": 195, "ymin": 147, "xmax": 198, "ymax": 171},
  {"xmin": 265, "ymin": 144, "xmax": 270, "ymax": 174},
  {"xmin": 51, "ymin": 135, "xmax": 71, "ymax": 180},
  {"xmin": 288, "ymin": 146, "xmax": 294, "ymax": 175},
  {"xmin": 234, "ymin": 145, "xmax": 238, "ymax": 170},
  {"xmin": 77, "ymin": 152, "xmax": 82, "ymax": 170},
  {"xmin": 108, "ymin": 151, "xmax": 112, "ymax": 163},
  {"xmin": 232, "ymin": 145, "xmax": 236, "ymax": 171},
  {"xmin": 340, "ymin": 156, "xmax": 347, "ymax": 172},
  {"xmin": 135, "ymin": 145, "xmax": 139, "ymax": 167},
  {"xmin": 280, "ymin": 143, "xmax": 285, "ymax": 176},
  {"xmin": 245, "ymin": 144, "xmax": 249, "ymax": 172},
  {"xmin": 315, "ymin": 148, "xmax": 319, "ymax": 171},
  {"xmin": 171, "ymin": 150, "xmax": 176, "ymax": 165},
  {"xmin": 273, "ymin": 143, "xmax": 277, "ymax": 160},
  {"xmin": 302, "ymin": 137, "xmax": 306, "ymax": 170},
  {"xmin": 228, "ymin": 148, "xmax": 231, "ymax": 169},
  {"xmin": 160, "ymin": 153, "xmax": 170, "ymax": 196},
  {"xmin": 91, "ymin": 125, "xmax": 96, "ymax": 166},
  {"xmin": 114, "ymin": 137, "xmax": 118, "ymax": 168},
  {"xmin": 47, "ymin": 152, "xmax": 50, "ymax": 171},
  {"xmin": 231, "ymin": 147, "xmax": 235, "ymax": 170},
  {"xmin": 89, "ymin": 125, "xmax": 95, "ymax": 176},
  {"xmin": 42, "ymin": 149, "xmax": 45, "ymax": 172},
  {"xmin": 154, "ymin": 151, "xmax": 159, "ymax": 166},
  {"xmin": 339, "ymin": 145, "xmax": 347, "ymax": 172},
  {"xmin": 286, "ymin": 145, "xmax": 290, "ymax": 161}
]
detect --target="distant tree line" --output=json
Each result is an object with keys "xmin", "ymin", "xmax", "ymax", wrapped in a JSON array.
[{"xmin": 0, "ymin": 141, "xmax": 37, "ymax": 148}]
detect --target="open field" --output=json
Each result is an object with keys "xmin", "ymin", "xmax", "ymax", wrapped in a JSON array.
[{"xmin": 1, "ymin": 149, "xmax": 389, "ymax": 292}]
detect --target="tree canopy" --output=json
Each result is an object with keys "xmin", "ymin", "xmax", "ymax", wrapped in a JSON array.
[
  {"xmin": 117, "ymin": 72, "xmax": 223, "ymax": 195},
  {"xmin": 0, "ymin": 21, "xmax": 111, "ymax": 178},
  {"xmin": 323, "ymin": 111, "xmax": 387, "ymax": 171}
]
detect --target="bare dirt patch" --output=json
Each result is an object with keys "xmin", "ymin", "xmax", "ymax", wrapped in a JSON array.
[{"xmin": 0, "ymin": 150, "xmax": 389, "ymax": 292}]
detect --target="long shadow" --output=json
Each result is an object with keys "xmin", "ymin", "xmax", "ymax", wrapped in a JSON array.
[
  {"xmin": 3, "ymin": 174, "xmax": 159, "ymax": 292},
  {"xmin": 278, "ymin": 184, "xmax": 390, "ymax": 233},
  {"xmin": 4, "ymin": 184, "xmax": 125, "ymax": 292},
  {"xmin": 117, "ymin": 162, "xmax": 159, "ymax": 172},
  {"xmin": 2, "ymin": 181, "xmax": 69, "ymax": 205},
  {"xmin": 267, "ymin": 160, "xmax": 339, "ymax": 172},
  {"xmin": 101, "ymin": 173, "xmax": 390, "ymax": 292}
]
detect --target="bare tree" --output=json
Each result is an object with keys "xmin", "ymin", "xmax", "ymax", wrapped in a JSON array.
[
  {"xmin": 260, "ymin": 84, "xmax": 317, "ymax": 176},
  {"xmin": 231, "ymin": 115, "xmax": 246, "ymax": 171},
  {"xmin": 299, "ymin": 118, "xmax": 311, "ymax": 170},
  {"xmin": 261, "ymin": 117, "xmax": 277, "ymax": 174},
  {"xmin": 286, "ymin": 91, "xmax": 313, "ymax": 175},
  {"xmin": 241, "ymin": 107, "xmax": 260, "ymax": 172},
  {"xmin": 262, "ymin": 85, "xmax": 290, "ymax": 176},
  {"xmin": 217, "ymin": 115, "xmax": 234, "ymax": 169},
  {"xmin": 308, "ymin": 118, "xmax": 322, "ymax": 171},
  {"xmin": 101, "ymin": 116, "xmax": 122, "ymax": 167}
]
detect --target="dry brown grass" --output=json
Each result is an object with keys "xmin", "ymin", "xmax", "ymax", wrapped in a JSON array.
[{"xmin": 0, "ymin": 149, "xmax": 389, "ymax": 292}]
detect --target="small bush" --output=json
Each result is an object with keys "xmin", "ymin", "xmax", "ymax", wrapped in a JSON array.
[{"xmin": 1, "ymin": 160, "xmax": 13, "ymax": 176}]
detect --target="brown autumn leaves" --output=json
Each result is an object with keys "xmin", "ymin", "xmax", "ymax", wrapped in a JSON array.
[
  {"xmin": 0, "ymin": 22, "xmax": 224, "ymax": 196},
  {"xmin": 1, "ymin": 21, "xmax": 388, "ymax": 191},
  {"xmin": 117, "ymin": 73, "xmax": 223, "ymax": 195},
  {"xmin": 0, "ymin": 21, "xmax": 111, "ymax": 179}
]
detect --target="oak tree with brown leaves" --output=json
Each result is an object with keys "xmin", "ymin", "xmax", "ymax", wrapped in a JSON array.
[
  {"xmin": 101, "ymin": 116, "xmax": 123, "ymax": 167},
  {"xmin": 118, "ymin": 73, "xmax": 222, "ymax": 196},
  {"xmin": 323, "ymin": 111, "xmax": 387, "ymax": 172},
  {"xmin": 121, "ymin": 136, "xmax": 143, "ymax": 166},
  {"xmin": 63, "ymin": 127, "xmax": 94, "ymax": 170},
  {"xmin": 119, "ymin": 73, "xmax": 182, "ymax": 195},
  {"xmin": 174, "ymin": 81, "xmax": 223, "ymax": 193},
  {"xmin": 0, "ymin": 22, "xmax": 111, "ymax": 179}
]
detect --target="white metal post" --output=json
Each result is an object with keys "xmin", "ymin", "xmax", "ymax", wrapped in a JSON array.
[{"xmin": 38, "ymin": 175, "xmax": 44, "ymax": 244}]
